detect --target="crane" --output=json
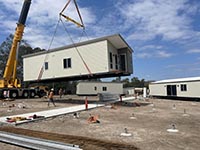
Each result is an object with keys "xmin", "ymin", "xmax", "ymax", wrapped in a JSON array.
[
  {"xmin": 1, "ymin": 0, "xmax": 31, "ymax": 88},
  {"xmin": 0, "ymin": 0, "xmax": 36, "ymax": 98},
  {"xmin": 0, "ymin": 0, "xmax": 84, "ymax": 99}
]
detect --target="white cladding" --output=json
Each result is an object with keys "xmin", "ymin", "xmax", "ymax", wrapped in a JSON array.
[
  {"xmin": 76, "ymin": 82, "xmax": 123, "ymax": 95},
  {"xmin": 149, "ymin": 77, "xmax": 200, "ymax": 98},
  {"xmin": 24, "ymin": 41, "xmax": 108, "ymax": 81},
  {"xmin": 23, "ymin": 34, "xmax": 133, "ymax": 82}
]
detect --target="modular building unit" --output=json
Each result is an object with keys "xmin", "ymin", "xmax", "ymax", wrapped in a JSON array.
[
  {"xmin": 23, "ymin": 34, "xmax": 133, "ymax": 82},
  {"xmin": 149, "ymin": 77, "xmax": 200, "ymax": 99},
  {"xmin": 76, "ymin": 82, "xmax": 123, "ymax": 95}
]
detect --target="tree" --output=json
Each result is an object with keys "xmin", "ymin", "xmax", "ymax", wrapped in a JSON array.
[
  {"xmin": 0, "ymin": 34, "xmax": 45, "ymax": 83},
  {"xmin": 121, "ymin": 77, "xmax": 146, "ymax": 88}
]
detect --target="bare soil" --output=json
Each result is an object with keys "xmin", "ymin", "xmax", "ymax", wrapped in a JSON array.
[{"xmin": 0, "ymin": 95, "xmax": 200, "ymax": 150}]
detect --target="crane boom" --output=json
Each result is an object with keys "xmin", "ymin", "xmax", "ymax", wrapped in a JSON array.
[{"xmin": 1, "ymin": 0, "xmax": 31, "ymax": 88}]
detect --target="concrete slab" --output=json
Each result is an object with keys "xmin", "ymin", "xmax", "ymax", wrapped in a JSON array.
[
  {"xmin": 0, "ymin": 96, "xmax": 135, "ymax": 125},
  {"xmin": 0, "ymin": 103, "xmax": 104, "ymax": 125}
]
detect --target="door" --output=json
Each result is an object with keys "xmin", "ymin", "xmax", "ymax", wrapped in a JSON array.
[
  {"xmin": 167, "ymin": 85, "xmax": 177, "ymax": 96},
  {"xmin": 119, "ymin": 54, "xmax": 127, "ymax": 71}
]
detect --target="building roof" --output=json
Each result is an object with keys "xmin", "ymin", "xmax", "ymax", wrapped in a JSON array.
[
  {"xmin": 23, "ymin": 34, "xmax": 133, "ymax": 58},
  {"xmin": 151, "ymin": 76, "xmax": 200, "ymax": 84}
]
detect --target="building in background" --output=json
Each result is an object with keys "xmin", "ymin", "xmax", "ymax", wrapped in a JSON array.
[
  {"xmin": 149, "ymin": 77, "xmax": 200, "ymax": 100},
  {"xmin": 76, "ymin": 81, "xmax": 123, "ymax": 96}
]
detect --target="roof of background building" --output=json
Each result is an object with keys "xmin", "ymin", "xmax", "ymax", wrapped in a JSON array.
[{"xmin": 151, "ymin": 76, "xmax": 200, "ymax": 84}]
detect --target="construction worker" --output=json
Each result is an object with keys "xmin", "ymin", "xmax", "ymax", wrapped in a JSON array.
[
  {"xmin": 59, "ymin": 88, "xmax": 63, "ymax": 99},
  {"xmin": 87, "ymin": 114, "xmax": 100, "ymax": 123},
  {"xmin": 48, "ymin": 88, "xmax": 56, "ymax": 107}
]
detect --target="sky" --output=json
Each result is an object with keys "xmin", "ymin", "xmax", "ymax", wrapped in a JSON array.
[{"xmin": 0, "ymin": 0, "xmax": 200, "ymax": 81}]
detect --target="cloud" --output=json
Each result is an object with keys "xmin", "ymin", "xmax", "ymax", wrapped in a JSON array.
[
  {"xmin": 166, "ymin": 62, "xmax": 200, "ymax": 68},
  {"xmin": 157, "ymin": 50, "xmax": 173, "ymax": 58},
  {"xmin": 136, "ymin": 50, "xmax": 173, "ymax": 58},
  {"xmin": 135, "ymin": 44, "xmax": 172, "ymax": 58},
  {"xmin": 136, "ymin": 52, "xmax": 152, "ymax": 58},
  {"xmin": 139, "ymin": 44, "xmax": 163, "ymax": 51},
  {"xmin": 116, "ymin": 0, "xmax": 199, "ymax": 41},
  {"xmin": 186, "ymin": 49, "xmax": 200, "ymax": 54},
  {"xmin": 166, "ymin": 62, "xmax": 200, "ymax": 75},
  {"xmin": 0, "ymin": 0, "xmax": 96, "ymax": 49}
]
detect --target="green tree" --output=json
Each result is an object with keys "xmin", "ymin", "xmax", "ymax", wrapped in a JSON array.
[
  {"xmin": 121, "ymin": 77, "xmax": 147, "ymax": 88},
  {"xmin": 0, "ymin": 34, "xmax": 45, "ymax": 83}
]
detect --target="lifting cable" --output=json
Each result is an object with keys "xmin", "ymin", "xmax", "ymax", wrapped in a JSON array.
[
  {"xmin": 60, "ymin": 0, "xmax": 92, "ymax": 76},
  {"xmin": 60, "ymin": 18, "xmax": 92, "ymax": 76},
  {"xmin": 37, "ymin": 19, "xmax": 61, "ymax": 81},
  {"xmin": 37, "ymin": 0, "xmax": 92, "ymax": 81}
]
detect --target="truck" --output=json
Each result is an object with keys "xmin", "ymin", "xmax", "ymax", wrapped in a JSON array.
[
  {"xmin": 0, "ymin": 0, "xmax": 45, "ymax": 98},
  {"xmin": 0, "ymin": 0, "xmax": 86, "ymax": 99}
]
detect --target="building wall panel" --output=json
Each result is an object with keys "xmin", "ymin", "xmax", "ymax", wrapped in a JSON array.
[{"xmin": 23, "ymin": 41, "xmax": 109, "ymax": 81}]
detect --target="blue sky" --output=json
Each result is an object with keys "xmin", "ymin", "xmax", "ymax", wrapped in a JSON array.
[{"xmin": 0, "ymin": 0, "xmax": 200, "ymax": 81}]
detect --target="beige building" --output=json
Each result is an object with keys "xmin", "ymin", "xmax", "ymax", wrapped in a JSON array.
[
  {"xmin": 23, "ymin": 34, "xmax": 133, "ymax": 82},
  {"xmin": 76, "ymin": 81, "xmax": 123, "ymax": 95},
  {"xmin": 149, "ymin": 77, "xmax": 200, "ymax": 99}
]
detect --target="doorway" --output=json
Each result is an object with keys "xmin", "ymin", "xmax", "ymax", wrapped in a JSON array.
[
  {"xmin": 119, "ymin": 54, "xmax": 127, "ymax": 71},
  {"xmin": 166, "ymin": 85, "xmax": 177, "ymax": 96}
]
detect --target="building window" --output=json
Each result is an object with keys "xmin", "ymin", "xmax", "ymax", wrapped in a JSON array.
[
  {"xmin": 44, "ymin": 62, "xmax": 48, "ymax": 70},
  {"xmin": 181, "ymin": 84, "xmax": 187, "ymax": 91},
  {"xmin": 109, "ymin": 52, "xmax": 113, "ymax": 69},
  {"xmin": 102, "ymin": 87, "xmax": 107, "ymax": 91},
  {"xmin": 94, "ymin": 86, "xmax": 97, "ymax": 91},
  {"xmin": 63, "ymin": 58, "xmax": 71, "ymax": 69}
]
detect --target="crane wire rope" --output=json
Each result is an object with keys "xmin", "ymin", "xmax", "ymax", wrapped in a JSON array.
[
  {"xmin": 37, "ymin": 0, "xmax": 92, "ymax": 81},
  {"xmin": 60, "ymin": 18, "xmax": 92, "ymax": 76},
  {"xmin": 37, "ymin": 19, "xmax": 61, "ymax": 81}
]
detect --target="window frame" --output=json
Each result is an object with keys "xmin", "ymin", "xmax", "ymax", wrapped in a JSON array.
[
  {"xmin": 102, "ymin": 86, "xmax": 107, "ymax": 91},
  {"xmin": 180, "ymin": 84, "xmax": 187, "ymax": 92},
  {"xmin": 63, "ymin": 58, "xmax": 72, "ymax": 69},
  {"xmin": 44, "ymin": 62, "xmax": 48, "ymax": 70}
]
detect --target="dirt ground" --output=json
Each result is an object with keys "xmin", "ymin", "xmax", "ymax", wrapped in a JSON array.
[{"xmin": 0, "ymin": 95, "xmax": 200, "ymax": 150}]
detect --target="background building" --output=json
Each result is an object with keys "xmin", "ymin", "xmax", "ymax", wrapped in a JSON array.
[
  {"xmin": 149, "ymin": 77, "xmax": 200, "ymax": 100},
  {"xmin": 76, "ymin": 81, "xmax": 123, "ymax": 96}
]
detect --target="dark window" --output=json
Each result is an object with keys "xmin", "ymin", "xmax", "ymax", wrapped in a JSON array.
[
  {"xmin": 181, "ymin": 84, "xmax": 187, "ymax": 91},
  {"xmin": 63, "ymin": 58, "xmax": 72, "ymax": 69},
  {"xmin": 44, "ymin": 62, "xmax": 48, "ymax": 70},
  {"xmin": 94, "ymin": 86, "xmax": 97, "ymax": 91},
  {"xmin": 102, "ymin": 87, "xmax": 107, "ymax": 91}
]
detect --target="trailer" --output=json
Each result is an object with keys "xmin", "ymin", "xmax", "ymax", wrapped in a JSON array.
[
  {"xmin": 149, "ymin": 76, "xmax": 200, "ymax": 100},
  {"xmin": 23, "ymin": 34, "xmax": 133, "ymax": 83},
  {"xmin": 76, "ymin": 81, "xmax": 123, "ymax": 96}
]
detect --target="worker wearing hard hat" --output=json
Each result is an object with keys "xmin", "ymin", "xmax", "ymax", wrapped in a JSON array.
[{"xmin": 48, "ymin": 88, "xmax": 56, "ymax": 107}]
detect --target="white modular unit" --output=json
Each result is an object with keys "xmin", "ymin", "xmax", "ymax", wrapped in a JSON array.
[
  {"xmin": 23, "ymin": 34, "xmax": 133, "ymax": 82},
  {"xmin": 149, "ymin": 77, "xmax": 200, "ymax": 99},
  {"xmin": 76, "ymin": 82, "xmax": 123, "ymax": 95}
]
